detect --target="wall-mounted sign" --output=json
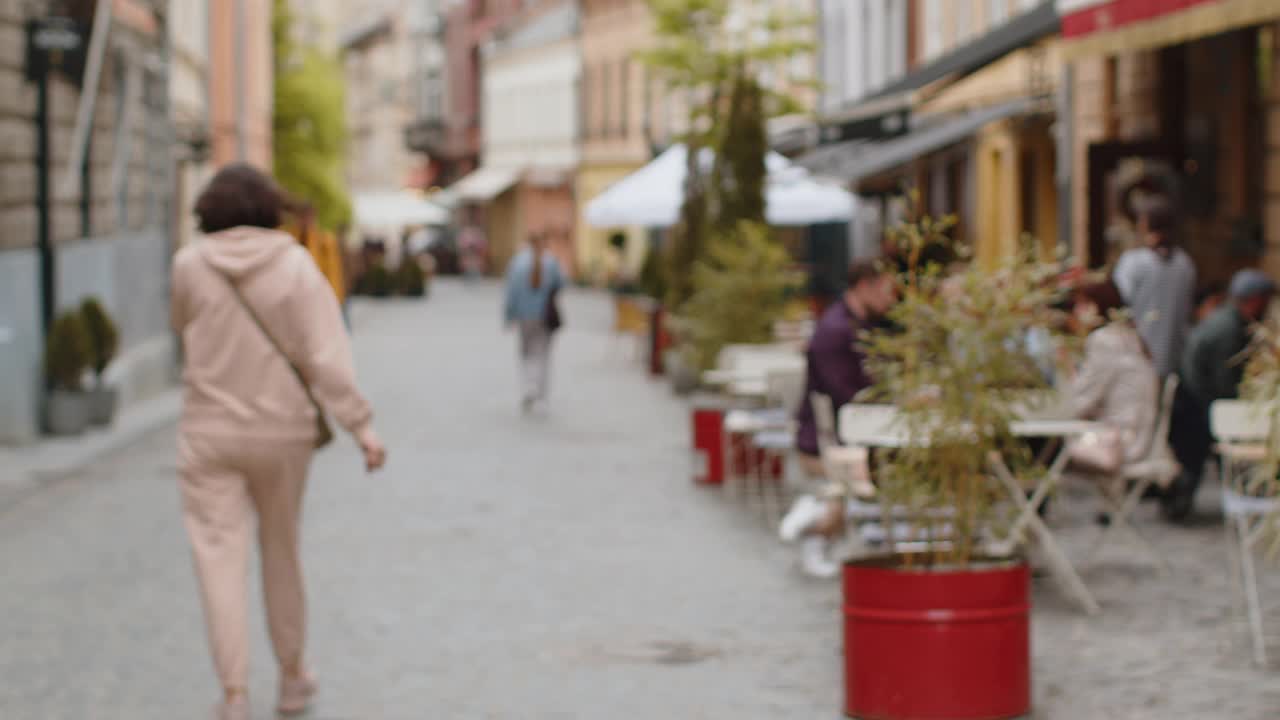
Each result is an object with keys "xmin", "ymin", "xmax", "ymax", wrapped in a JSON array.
[{"xmin": 25, "ymin": 16, "xmax": 88, "ymax": 83}]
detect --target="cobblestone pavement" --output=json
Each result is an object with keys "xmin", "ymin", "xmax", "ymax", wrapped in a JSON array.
[{"xmin": 2, "ymin": 281, "xmax": 1277, "ymax": 719}]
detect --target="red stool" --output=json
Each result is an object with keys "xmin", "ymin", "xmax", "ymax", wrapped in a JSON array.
[{"xmin": 691, "ymin": 396, "xmax": 731, "ymax": 485}]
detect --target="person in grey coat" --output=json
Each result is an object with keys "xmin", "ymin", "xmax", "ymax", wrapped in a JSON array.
[{"xmin": 1113, "ymin": 201, "xmax": 1196, "ymax": 378}]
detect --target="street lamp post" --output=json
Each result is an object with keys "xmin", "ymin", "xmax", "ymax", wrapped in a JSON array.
[{"xmin": 24, "ymin": 12, "xmax": 86, "ymax": 337}]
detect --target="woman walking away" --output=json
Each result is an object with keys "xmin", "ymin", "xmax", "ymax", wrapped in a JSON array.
[
  {"xmin": 171, "ymin": 164, "xmax": 387, "ymax": 720},
  {"xmin": 504, "ymin": 231, "xmax": 564, "ymax": 414}
]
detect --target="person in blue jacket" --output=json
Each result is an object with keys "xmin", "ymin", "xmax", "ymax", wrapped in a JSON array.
[{"xmin": 504, "ymin": 232, "xmax": 564, "ymax": 413}]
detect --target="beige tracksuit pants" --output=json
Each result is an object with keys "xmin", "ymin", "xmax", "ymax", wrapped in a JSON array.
[{"xmin": 178, "ymin": 433, "xmax": 313, "ymax": 691}]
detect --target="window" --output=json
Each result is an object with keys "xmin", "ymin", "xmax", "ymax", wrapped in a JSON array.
[
  {"xmin": 987, "ymin": 0, "xmax": 1009, "ymax": 28},
  {"xmin": 601, "ymin": 62, "xmax": 612, "ymax": 139},
  {"xmin": 620, "ymin": 59, "xmax": 630, "ymax": 138},
  {"xmin": 955, "ymin": 0, "xmax": 972, "ymax": 44},
  {"xmin": 923, "ymin": 0, "xmax": 943, "ymax": 60}
]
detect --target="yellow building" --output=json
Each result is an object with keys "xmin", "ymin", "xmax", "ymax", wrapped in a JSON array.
[
  {"xmin": 578, "ymin": 0, "xmax": 663, "ymax": 285},
  {"xmin": 803, "ymin": 0, "xmax": 1061, "ymax": 267}
]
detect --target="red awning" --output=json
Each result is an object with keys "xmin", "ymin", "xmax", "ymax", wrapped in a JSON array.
[
  {"xmin": 1060, "ymin": 0, "xmax": 1217, "ymax": 39},
  {"xmin": 1058, "ymin": 0, "xmax": 1280, "ymax": 58}
]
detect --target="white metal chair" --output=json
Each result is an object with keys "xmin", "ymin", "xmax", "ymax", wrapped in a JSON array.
[
  {"xmin": 748, "ymin": 367, "xmax": 808, "ymax": 524},
  {"xmin": 1211, "ymin": 398, "xmax": 1278, "ymax": 666},
  {"xmin": 809, "ymin": 395, "xmax": 921, "ymax": 550},
  {"xmin": 1084, "ymin": 375, "xmax": 1182, "ymax": 573},
  {"xmin": 716, "ymin": 348, "xmax": 803, "ymax": 503}
]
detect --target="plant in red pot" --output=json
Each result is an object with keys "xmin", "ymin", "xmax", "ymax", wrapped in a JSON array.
[{"xmin": 850, "ymin": 211, "xmax": 1069, "ymax": 720}]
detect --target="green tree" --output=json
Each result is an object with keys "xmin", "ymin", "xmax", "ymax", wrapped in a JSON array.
[
  {"xmin": 272, "ymin": 0, "xmax": 351, "ymax": 231},
  {"xmin": 709, "ymin": 68, "xmax": 767, "ymax": 234},
  {"xmin": 639, "ymin": 0, "xmax": 814, "ymax": 309}
]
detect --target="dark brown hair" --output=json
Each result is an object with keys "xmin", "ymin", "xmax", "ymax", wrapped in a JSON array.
[
  {"xmin": 847, "ymin": 259, "xmax": 885, "ymax": 290},
  {"xmin": 1076, "ymin": 279, "xmax": 1126, "ymax": 318},
  {"xmin": 194, "ymin": 163, "xmax": 286, "ymax": 234},
  {"xmin": 1143, "ymin": 200, "xmax": 1176, "ymax": 251},
  {"xmin": 530, "ymin": 232, "xmax": 545, "ymax": 290}
]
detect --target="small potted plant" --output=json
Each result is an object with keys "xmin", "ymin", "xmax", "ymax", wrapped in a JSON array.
[
  {"xmin": 81, "ymin": 297, "xmax": 120, "ymax": 425},
  {"xmin": 394, "ymin": 256, "xmax": 427, "ymax": 297},
  {"xmin": 843, "ymin": 212, "xmax": 1067, "ymax": 720},
  {"xmin": 674, "ymin": 221, "xmax": 802, "ymax": 388},
  {"xmin": 362, "ymin": 263, "xmax": 394, "ymax": 298},
  {"xmin": 44, "ymin": 310, "xmax": 94, "ymax": 435}
]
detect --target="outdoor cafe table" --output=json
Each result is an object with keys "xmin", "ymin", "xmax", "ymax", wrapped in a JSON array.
[{"xmin": 837, "ymin": 406, "xmax": 1107, "ymax": 615}]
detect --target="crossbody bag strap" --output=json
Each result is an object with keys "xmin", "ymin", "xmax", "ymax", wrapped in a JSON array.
[{"xmin": 204, "ymin": 257, "xmax": 326, "ymax": 418}]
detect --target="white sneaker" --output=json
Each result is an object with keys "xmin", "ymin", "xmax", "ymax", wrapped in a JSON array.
[
  {"xmin": 800, "ymin": 536, "xmax": 840, "ymax": 578},
  {"xmin": 779, "ymin": 495, "xmax": 825, "ymax": 543}
]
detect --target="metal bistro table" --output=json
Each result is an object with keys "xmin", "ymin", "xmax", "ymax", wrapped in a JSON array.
[{"xmin": 838, "ymin": 406, "xmax": 1106, "ymax": 615}]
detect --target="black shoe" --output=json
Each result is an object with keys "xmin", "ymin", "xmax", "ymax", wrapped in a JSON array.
[
  {"xmin": 1094, "ymin": 512, "xmax": 1112, "ymax": 527},
  {"xmin": 1160, "ymin": 474, "xmax": 1197, "ymax": 523}
]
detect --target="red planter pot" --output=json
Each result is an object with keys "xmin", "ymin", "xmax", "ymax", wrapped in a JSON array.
[
  {"xmin": 691, "ymin": 403, "xmax": 726, "ymax": 485},
  {"xmin": 843, "ymin": 556, "xmax": 1031, "ymax": 720}
]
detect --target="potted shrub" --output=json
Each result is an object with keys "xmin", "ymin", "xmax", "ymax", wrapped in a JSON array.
[
  {"xmin": 81, "ymin": 298, "xmax": 120, "ymax": 425},
  {"xmin": 844, "ymin": 213, "xmax": 1067, "ymax": 720},
  {"xmin": 674, "ymin": 221, "xmax": 802, "ymax": 385},
  {"xmin": 362, "ymin": 263, "xmax": 394, "ymax": 298},
  {"xmin": 394, "ymin": 256, "xmax": 427, "ymax": 297},
  {"xmin": 44, "ymin": 310, "xmax": 94, "ymax": 435}
]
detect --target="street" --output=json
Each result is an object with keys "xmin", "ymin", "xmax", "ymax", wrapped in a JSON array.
[
  {"xmin": 3, "ymin": 281, "xmax": 1280, "ymax": 719},
  {"xmin": 0, "ymin": 281, "xmax": 839, "ymax": 719}
]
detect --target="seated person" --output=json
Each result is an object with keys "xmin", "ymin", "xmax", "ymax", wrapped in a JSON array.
[
  {"xmin": 1164, "ymin": 269, "xmax": 1276, "ymax": 521},
  {"xmin": 781, "ymin": 260, "xmax": 897, "ymax": 578},
  {"xmin": 1060, "ymin": 280, "xmax": 1160, "ymax": 475}
]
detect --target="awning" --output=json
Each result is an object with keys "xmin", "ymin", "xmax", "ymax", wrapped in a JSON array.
[
  {"xmin": 1058, "ymin": 0, "xmax": 1280, "ymax": 59},
  {"xmin": 819, "ymin": 2, "xmax": 1059, "ymax": 143},
  {"xmin": 800, "ymin": 99, "xmax": 1038, "ymax": 184},
  {"xmin": 449, "ymin": 166, "xmax": 521, "ymax": 202}
]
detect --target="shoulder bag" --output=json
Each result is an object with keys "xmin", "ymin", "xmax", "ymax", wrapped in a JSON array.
[{"xmin": 206, "ymin": 259, "xmax": 334, "ymax": 449}]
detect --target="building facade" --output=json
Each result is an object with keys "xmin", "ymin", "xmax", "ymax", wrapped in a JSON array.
[
  {"xmin": 816, "ymin": 0, "xmax": 909, "ymax": 116},
  {"xmin": 342, "ymin": 3, "xmax": 415, "ymax": 195},
  {"xmin": 441, "ymin": 0, "xmax": 526, "ymax": 184},
  {"xmin": 170, "ymin": 0, "xmax": 213, "ymax": 252},
  {"xmin": 577, "ymin": 0, "xmax": 667, "ymax": 284},
  {"xmin": 0, "ymin": 0, "xmax": 176, "ymax": 444},
  {"xmin": 805, "ymin": 0, "xmax": 1061, "ymax": 266},
  {"xmin": 462, "ymin": 0, "xmax": 580, "ymax": 273},
  {"xmin": 210, "ymin": 0, "xmax": 274, "ymax": 168},
  {"xmin": 1060, "ymin": 0, "xmax": 1280, "ymax": 287},
  {"xmin": 403, "ymin": 0, "xmax": 450, "ymax": 189}
]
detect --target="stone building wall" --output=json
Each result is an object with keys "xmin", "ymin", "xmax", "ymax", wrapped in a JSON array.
[{"xmin": 0, "ymin": 0, "xmax": 174, "ymax": 444}]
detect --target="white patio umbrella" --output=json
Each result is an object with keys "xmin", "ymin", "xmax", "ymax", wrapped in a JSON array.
[
  {"xmin": 584, "ymin": 144, "xmax": 856, "ymax": 228},
  {"xmin": 353, "ymin": 191, "xmax": 450, "ymax": 230}
]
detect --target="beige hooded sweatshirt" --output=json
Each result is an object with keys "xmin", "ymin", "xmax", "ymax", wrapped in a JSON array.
[{"xmin": 171, "ymin": 226, "xmax": 372, "ymax": 443}]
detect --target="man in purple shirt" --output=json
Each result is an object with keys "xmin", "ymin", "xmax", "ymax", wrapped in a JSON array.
[
  {"xmin": 782, "ymin": 260, "xmax": 897, "ymax": 577},
  {"xmin": 795, "ymin": 260, "xmax": 897, "ymax": 458}
]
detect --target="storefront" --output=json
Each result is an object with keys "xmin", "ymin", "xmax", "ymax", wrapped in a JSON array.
[{"xmin": 1061, "ymin": 0, "xmax": 1280, "ymax": 282}]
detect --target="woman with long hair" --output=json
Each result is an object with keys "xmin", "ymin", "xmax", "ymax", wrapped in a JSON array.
[
  {"xmin": 504, "ymin": 231, "xmax": 564, "ymax": 413},
  {"xmin": 171, "ymin": 164, "xmax": 386, "ymax": 719}
]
